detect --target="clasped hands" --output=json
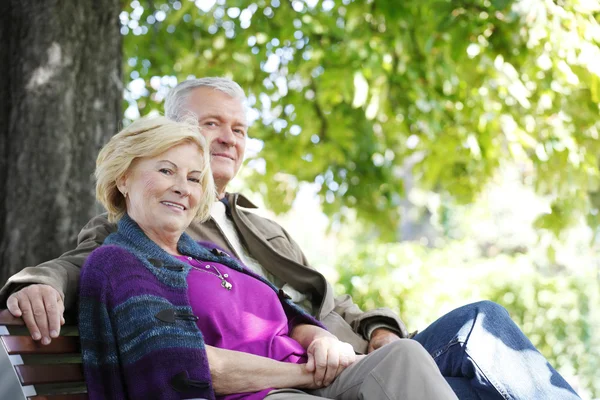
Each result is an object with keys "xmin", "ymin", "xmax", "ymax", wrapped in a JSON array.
[
  {"xmin": 301, "ymin": 328, "xmax": 399, "ymax": 389},
  {"xmin": 302, "ymin": 336, "xmax": 364, "ymax": 389}
]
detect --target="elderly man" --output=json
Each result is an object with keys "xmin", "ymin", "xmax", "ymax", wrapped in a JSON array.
[{"xmin": 1, "ymin": 77, "xmax": 581, "ymax": 399}]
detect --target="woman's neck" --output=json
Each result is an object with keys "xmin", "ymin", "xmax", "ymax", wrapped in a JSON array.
[{"xmin": 141, "ymin": 227, "xmax": 182, "ymax": 256}]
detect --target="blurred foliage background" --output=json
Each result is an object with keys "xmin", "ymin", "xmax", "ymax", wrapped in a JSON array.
[{"xmin": 119, "ymin": 0, "xmax": 599, "ymax": 397}]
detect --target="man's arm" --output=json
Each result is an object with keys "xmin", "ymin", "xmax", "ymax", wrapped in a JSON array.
[
  {"xmin": 1, "ymin": 213, "xmax": 115, "ymax": 342},
  {"xmin": 1, "ymin": 213, "xmax": 114, "ymax": 308},
  {"xmin": 333, "ymin": 293, "xmax": 408, "ymax": 338},
  {"xmin": 282, "ymin": 228, "xmax": 409, "ymax": 350},
  {"xmin": 231, "ymin": 201, "xmax": 410, "ymax": 352}
]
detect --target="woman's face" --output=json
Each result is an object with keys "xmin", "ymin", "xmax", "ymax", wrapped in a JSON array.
[{"xmin": 118, "ymin": 142, "xmax": 205, "ymax": 240}]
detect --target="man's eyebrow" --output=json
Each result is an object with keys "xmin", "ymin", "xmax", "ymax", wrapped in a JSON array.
[
  {"xmin": 199, "ymin": 114, "xmax": 221, "ymax": 120},
  {"xmin": 200, "ymin": 114, "xmax": 248, "ymax": 128}
]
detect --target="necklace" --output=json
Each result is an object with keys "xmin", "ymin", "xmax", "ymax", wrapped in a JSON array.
[{"xmin": 185, "ymin": 256, "xmax": 233, "ymax": 290}]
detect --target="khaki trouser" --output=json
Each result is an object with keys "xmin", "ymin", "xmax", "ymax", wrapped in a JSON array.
[{"xmin": 265, "ymin": 340, "xmax": 457, "ymax": 400}]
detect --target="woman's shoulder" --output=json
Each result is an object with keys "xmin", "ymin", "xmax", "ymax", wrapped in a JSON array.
[{"xmin": 84, "ymin": 244, "xmax": 141, "ymax": 272}]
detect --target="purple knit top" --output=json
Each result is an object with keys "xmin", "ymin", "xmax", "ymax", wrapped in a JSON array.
[{"xmin": 177, "ymin": 256, "xmax": 308, "ymax": 400}]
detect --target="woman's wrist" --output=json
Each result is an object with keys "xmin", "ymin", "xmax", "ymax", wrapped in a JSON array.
[
  {"xmin": 290, "ymin": 363, "xmax": 317, "ymax": 389},
  {"xmin": 267, "ymin": 362, "xmax": 315, "ymax": 390}
]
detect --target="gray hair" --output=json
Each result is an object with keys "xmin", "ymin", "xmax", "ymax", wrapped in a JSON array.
[{"xmin": 164, "ymin": 77, "xmax": 247, "ymax": 121}]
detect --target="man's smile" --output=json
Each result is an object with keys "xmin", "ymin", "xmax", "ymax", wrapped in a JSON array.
[{"xmin": 211, "ymin": 152, "xmax": 235, "ymax": 161}]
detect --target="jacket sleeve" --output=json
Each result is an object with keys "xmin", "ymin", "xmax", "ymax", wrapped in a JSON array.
[
  {"xmin": 0, "ymin": 213, "xmax": 116, "ymax": 310},
  {"xmin": 79, "ymin": 253, "xmax": 127, "ymax": 400},
  {"xmin": 334, "ymin": 292, "xmax": 409, "ymax": 339},
  {"xmin": 281, "ymin": 227, "xmax": 410, "ymax": 339}
]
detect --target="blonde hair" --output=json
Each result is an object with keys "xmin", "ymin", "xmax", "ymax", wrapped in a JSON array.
[{"xmin": 95, "ymin": 116, "xmax": 216, "ymax": 223}]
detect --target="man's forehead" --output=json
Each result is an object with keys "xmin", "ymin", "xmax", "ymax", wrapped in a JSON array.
[
  {"xmin": 184, "ymin": 100, "xmax": 248, "ymax": 126},
  {"xmin": 187, "ymin": 87, "xmax": 243, "ymax": 105}
]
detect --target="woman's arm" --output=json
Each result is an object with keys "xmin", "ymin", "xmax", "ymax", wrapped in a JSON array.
[
  {"xmin": 206, "ymin": 345, "xmax": 317, "ymax": 395},
  {"xmin": 79, "ymin": 259, "xmax": 127, "ymax": 399},
  {"xmin": 290, "ymin": 324, "xmax": 357, "ymax": 387},
  {"xmin": 290, "ymin": 323, "xmax": 337, "ymax": 348}
]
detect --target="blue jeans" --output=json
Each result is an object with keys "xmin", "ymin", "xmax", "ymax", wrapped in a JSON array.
[{"xmin": 412, "ymin": 301, "xmax": 581, "ymax": 400}]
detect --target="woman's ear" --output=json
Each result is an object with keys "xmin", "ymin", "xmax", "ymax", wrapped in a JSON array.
[{"xmin": 116, "ymin": 174, "xmax": 128, "ymax": 198}]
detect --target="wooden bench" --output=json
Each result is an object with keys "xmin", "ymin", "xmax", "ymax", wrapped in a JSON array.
[{"xmin": 0, "ymin": 309, "xmax": 87, "ymax": 400}]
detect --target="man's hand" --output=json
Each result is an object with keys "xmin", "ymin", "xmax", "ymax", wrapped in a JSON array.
[
  {"xmin": 367, "ymin": 328, "xmax": 401, "ymax": 353},
  {"xmin": 305, "ymin": 336, "xmax": 356, "ymax": 387},
  {"xmin": 6, "ymin": 284, "xmax": 65, "ymax": 345}
]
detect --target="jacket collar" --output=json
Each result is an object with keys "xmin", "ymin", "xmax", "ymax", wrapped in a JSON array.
[
  {"xmin": 103, "ymin": 214, "xmax": 224, "ymax": 288},
  {"xmin": 104, "ymin": 214, "xmax": 283, "ymax": 294},
  {"xmin": 225, "ymin": 192, "xmax": 258, "ymax": 209}
]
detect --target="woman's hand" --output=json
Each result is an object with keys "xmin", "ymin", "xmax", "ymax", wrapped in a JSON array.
[{"xmin": 305, "ymin": 336, "xmax": 356, "ymax": 387}]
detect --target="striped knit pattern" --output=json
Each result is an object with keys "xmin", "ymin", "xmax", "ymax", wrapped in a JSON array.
[{"xmin": 79, "ymin": 214, "xmax": 323, "ymax": 400}]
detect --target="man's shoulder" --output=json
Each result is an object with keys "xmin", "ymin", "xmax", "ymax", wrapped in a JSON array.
[
  {"xmin": 236, "ymin": 207, "xmax": 293, "ymax": 243},
  {"xmin": 77, "ymin": 212, "xmax": 118, "ymax": 246},
  {"xmin": 82, "ymin": 212, "xmax": 117, "ymax": 232},
  {"xmin": 228, "ymin": 192, "xmax": 287, "ymax": 229}
]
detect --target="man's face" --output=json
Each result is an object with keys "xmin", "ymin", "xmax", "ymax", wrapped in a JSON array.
[{"xmin": 181, "ymin": 87, "xmax": 247, "ymax": 196}]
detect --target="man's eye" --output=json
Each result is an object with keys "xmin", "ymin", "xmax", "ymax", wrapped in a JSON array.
[
  {"xmin": 205, "ymin": 121, "xmax": 217, "ymax": 127},
  {"xmin": 234, "ymin": 129, "xmax": 246, "ymax": 135}
]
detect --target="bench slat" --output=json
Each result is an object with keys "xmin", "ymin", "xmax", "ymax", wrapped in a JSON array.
[
  {"xmin": 16, "ymin": 364, "xmax": 84, "ymax": 385},
  {"xmin": 2, "ymin": 336, "xmax": 79, "ymax": 355},
  {"xmin": 0, "ymin": 309, "xmax": 25, "ymax": 326},
  {"xmin": 28, "ymin": 395, "xmax": 88, "ymax": 400}
]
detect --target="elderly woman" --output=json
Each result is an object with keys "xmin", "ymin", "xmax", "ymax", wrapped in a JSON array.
[{"xmin": 79, "ymin": 116, "xmax": 457, "ymax": 400}]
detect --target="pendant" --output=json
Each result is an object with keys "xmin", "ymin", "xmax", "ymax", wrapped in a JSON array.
[{"xmin": 221, "ymin": 280, "xmax": 233, "ymax": 290}]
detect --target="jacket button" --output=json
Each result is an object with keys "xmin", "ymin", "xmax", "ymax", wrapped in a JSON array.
[
  {"xmin": 279, "ymin": 289, "xmax": 292, "ymax": 300},
  {"xmin": 148, "ymin": 258, "xmax": 163, "ymax": 268},
  {"xmin": 155, "ymin": 309, "xmax": 199, "ymax": 323},
  {"xmin": 170, "ymin": 371, "xmax": 209, "ymax": 392},
  {"xmin": 155, "ymin": 309, "xmax": 176, "ymax": 323},
  {"xmin": 210, "ymin": 248, "xmax": 230, "ymax": 257}
]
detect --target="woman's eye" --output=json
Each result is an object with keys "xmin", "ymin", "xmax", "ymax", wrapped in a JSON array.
[
  {"xmin": 205, "ymin": 121, "xmax": 217, "ymax": 127},
  {"xmin": 188, "ymin": 177, "xmax": 200, "ymax": 183},
  {"xmin": 159, "ymin": 168, "xmax": 172, "ymax": 175}
]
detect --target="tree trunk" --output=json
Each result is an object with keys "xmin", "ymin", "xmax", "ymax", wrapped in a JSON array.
[{"xmin": 0, "ymin": 0, "xmax": 122, "ymax": 283}]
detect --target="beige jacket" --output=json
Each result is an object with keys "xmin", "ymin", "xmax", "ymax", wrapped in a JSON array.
[{"xmin": 0, "ymin": 193, "xmax": 408, "ymax": 353}]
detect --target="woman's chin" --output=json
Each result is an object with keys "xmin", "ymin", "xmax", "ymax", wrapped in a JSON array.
[
  {"xmin": 139, "ymin": 217, "xmax": 191, "ymax": 238},
  {"xmin": 161, "ymin": 220, "xmax": 189, "ymax": 234}
]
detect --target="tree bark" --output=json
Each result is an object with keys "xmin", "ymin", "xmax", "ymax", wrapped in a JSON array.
[{"xmin": 0, "ymin": 0, "xmax": 122, "ymax": 283}]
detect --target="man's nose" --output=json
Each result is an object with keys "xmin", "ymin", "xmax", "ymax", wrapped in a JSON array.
[{"xmin": 217, "ymin": 126, "xmax": 236, "ymax": 147}]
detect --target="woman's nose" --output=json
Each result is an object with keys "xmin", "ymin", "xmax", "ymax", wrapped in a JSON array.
[{"xmin": 172, "ymin": 177, "xmax": 190, "ymax": 196}]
